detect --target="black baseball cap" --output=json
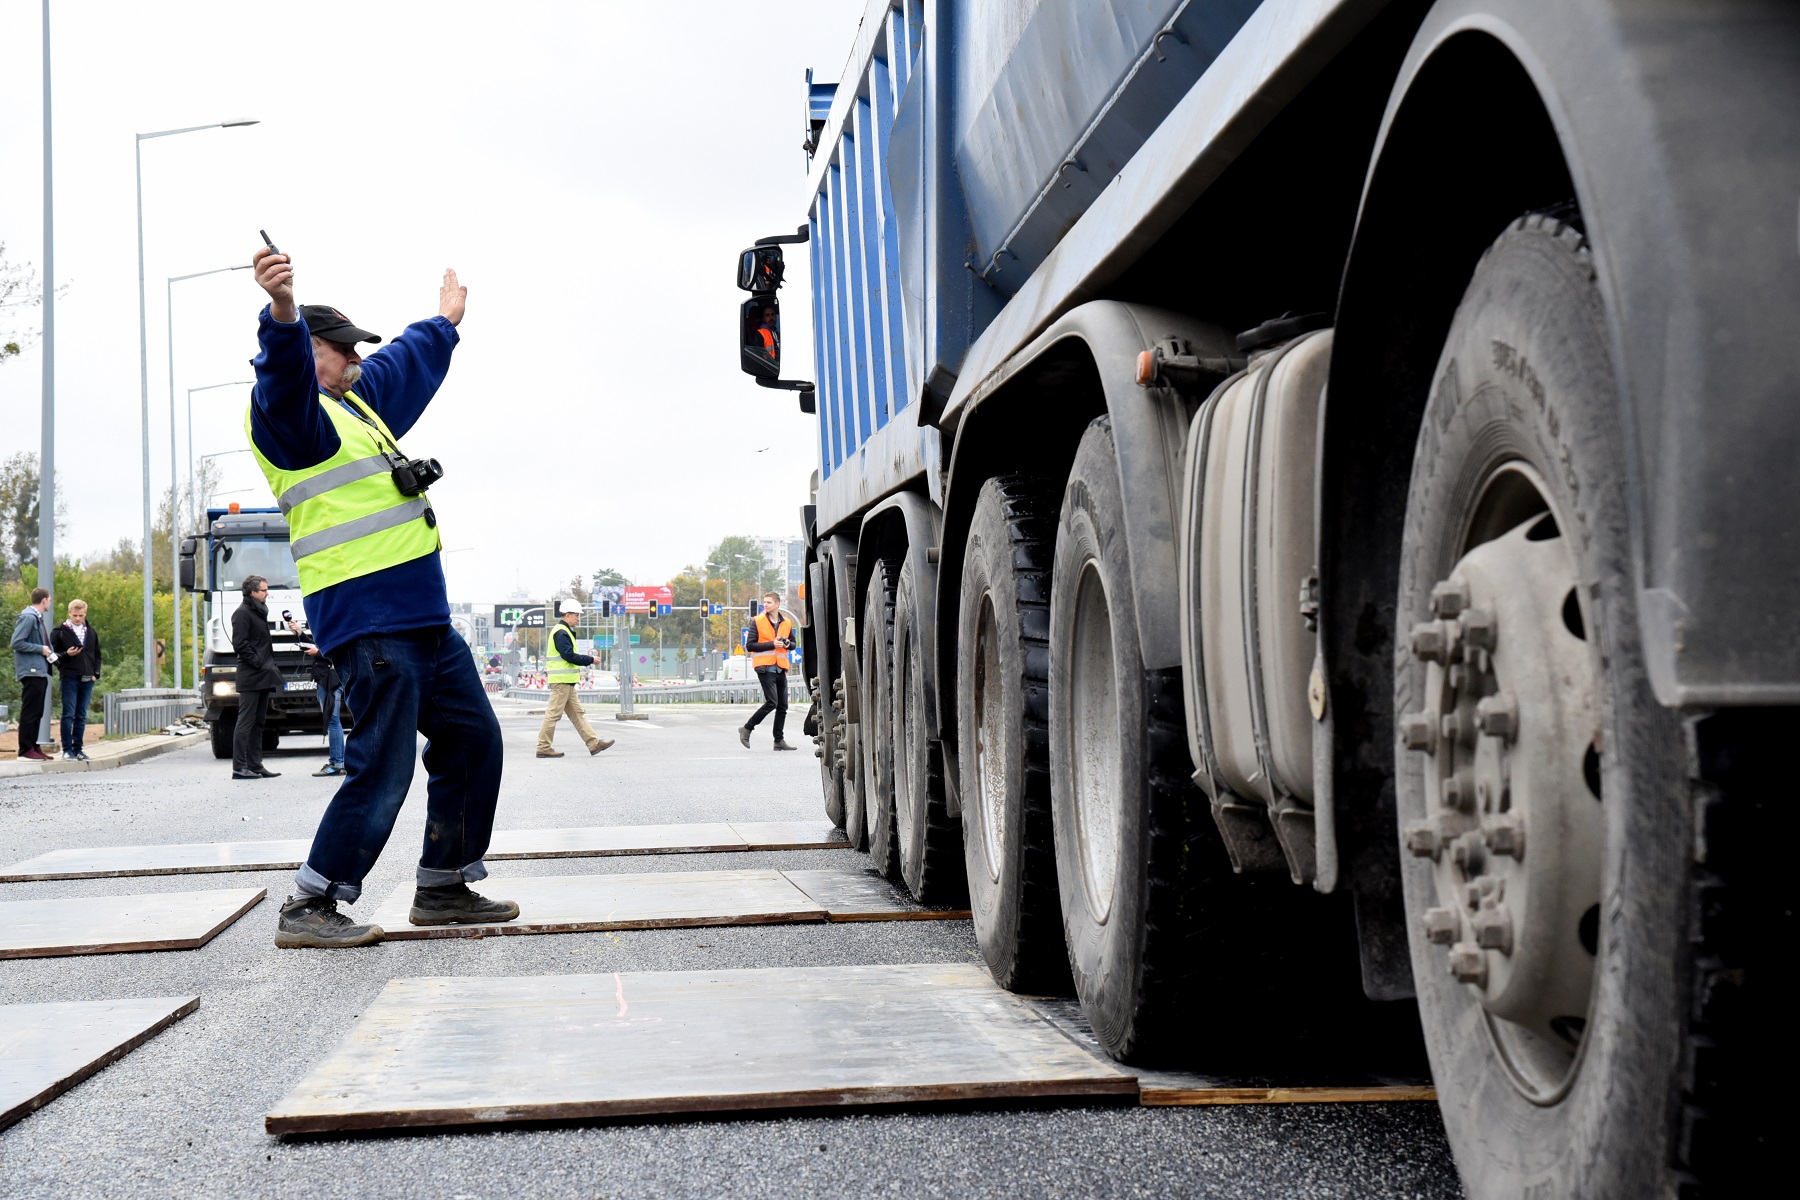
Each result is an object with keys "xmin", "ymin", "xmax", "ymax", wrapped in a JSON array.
[{"xmin": 300, "ymin": 304, "xmax": 382, "ymax": 345}]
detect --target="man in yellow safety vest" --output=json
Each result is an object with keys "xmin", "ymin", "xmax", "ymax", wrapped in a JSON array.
[
  {"xmin": 737, "ymin": 591, "xmax": 799, "ymax": 751},
  {"xmin": 538, "ymin": 599, "xmax": 615, "ymax": 758},
  {"xmin": 247, "ymin": 243, "xmax": 518, "ymax": 949}
]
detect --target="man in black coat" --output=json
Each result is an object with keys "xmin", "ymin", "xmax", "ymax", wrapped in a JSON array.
[
  {"xmin": 49, "ymin": 599, "xmax": 102, "ymax": 761},
  {"xmin": 230, "ymin": 575, "xmax": 286, "ymax": 779}
]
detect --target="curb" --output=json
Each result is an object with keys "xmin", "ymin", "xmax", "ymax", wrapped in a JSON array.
[{"xmin": 0, "ymin": 733, "xmax": 208, "ymax": 778}]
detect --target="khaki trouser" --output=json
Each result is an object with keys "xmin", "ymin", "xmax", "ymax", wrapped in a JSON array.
[{"xmin": 538, "ymin": 683, "xmax": 602, "ymax": 753}]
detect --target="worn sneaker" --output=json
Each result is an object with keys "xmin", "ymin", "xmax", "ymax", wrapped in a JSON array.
[
  {"xmin": 408, "ymin": 882, "xmax": 521, "ymax": 926},
  {"xmin": 738, "ymin": 726, "xmax": 752, "ymax": 748},
  {"xmin": 274, "ymin": 895, "xmax": 384, "ymax": 949},
  {"xmin": 589, "ymin": 739, "xmax": 615, "ymax": 755},
  {"xmin": 536, "ymin": 749, "xmax": 565, "ymax": 759},
  {"xmin": 773, "ymin": 740, "xmax": 799, "ymax": 751},
  {"xmin": 312, "ymin": 763, "xmax": 343, "ymax": 777}
]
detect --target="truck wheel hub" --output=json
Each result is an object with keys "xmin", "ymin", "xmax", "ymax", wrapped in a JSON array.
[{"xmin": 1403, "ymin": 481, "xmax": 1605, "ymax": 1101}]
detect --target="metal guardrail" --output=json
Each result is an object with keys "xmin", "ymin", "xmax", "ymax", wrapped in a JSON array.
[
  {"xmin": 103, "ymin": 688, "xmax": 204, "ymax": 737},
  {"xmin": 503, "ymin": 680, "xmax": 812, "ymax": 706}
]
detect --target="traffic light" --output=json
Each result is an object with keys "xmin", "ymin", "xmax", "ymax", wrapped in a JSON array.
[
  {"xmin": 645, "ymin": 605, "xmax": 655, "ymax": 620},
  {"xmin": 600, "ymin": 600, "xmax": 612, "ymax": 618}
]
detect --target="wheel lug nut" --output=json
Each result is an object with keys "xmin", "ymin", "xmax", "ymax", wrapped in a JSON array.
[
  {"xmin": 1448, "ymin": 942, "xmax": 1488, "ymax": 986},
  {"xmin": 1476, "ymin": 693, "xmax": 1519, "ymax": 740},
  {"xmin": 1461, "ymin": 608, "xmax": 1497, "ymax": 651},
  {"xmin": 1451, "ymin": 831, "xmax": 1486, "ymax": 874},
  {"xmin": 1472, "ymin": 905, "xmax": 1514, "ymax": 954},
  {"xmin": 1400, "ymin": 712, "xmax": 1437, "ymax": 753},
  {"xmin": 1403, "ymin": 820, "xmax": 1441, "ymax": 858},
  {"xmin": 1431, "ymin": 579, "xmax": 1470, "ymax": 618},
  {"xmin": 1410, "ymin": 622, "xmax": 1446, "ymax": 663},
  {"xmin": 1422, "ymin": 906, "xmax": 1460, "ymax": 945},
  {"xmin": 1442, "ymin": 774, "xmax": 1474, "ymax": 813},
  {"xmin": 1483, "ymin": 813, "xmax": 1525, "ymax": 858},
  {"xmin": 1447, "ymin": 664, "xmax": 1468, "ymax": 693},
  {"xmin": 1441, "ymin": 711, "xmax": 1469, "ymax": 747}
]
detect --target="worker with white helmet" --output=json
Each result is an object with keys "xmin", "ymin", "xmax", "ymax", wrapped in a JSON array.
[{"xmin": 538, "ymin": 598, "xmax": 615, "ymax": 759}]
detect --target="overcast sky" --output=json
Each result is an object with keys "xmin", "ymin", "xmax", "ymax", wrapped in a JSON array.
[{"xmin": 0, "ymin": 0, "xmax": 859, "ymax": 599}]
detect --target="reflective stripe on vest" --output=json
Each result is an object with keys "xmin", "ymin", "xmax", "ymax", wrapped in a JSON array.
[
  {"xmin": 246, "ymin": 390, "xmax": 440, "ymax": 595},
  {"xmin": 546, "ymin": 622, "xmax": 583, "ymax": 685},
  {"xmin": 750, "ymin": 612, "xmax": 792, "ymax": 671}
]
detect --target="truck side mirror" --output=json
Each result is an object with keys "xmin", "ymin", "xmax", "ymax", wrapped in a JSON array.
[
  {"xmin": 738, "ymin": 245, "xmax": 785, "ymax": 292},
  {"xmin": 179, "ymin": 537, "xmax": 198, "ymax": 592},
  {"xmin": 741, "ymin": 296, "xmax": 781, "ymax": 381}
]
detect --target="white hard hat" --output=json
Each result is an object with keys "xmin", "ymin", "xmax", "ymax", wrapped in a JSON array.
[{"xmin": 559, "ymin": 599, "xmax": 582, "ymax": 615}]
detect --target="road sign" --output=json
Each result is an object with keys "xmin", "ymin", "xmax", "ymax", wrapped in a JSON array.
[
  {"xmin": 657, "ymin": 603, "xmax": 672, "ymax": 616},
  {"xmin": 630, "ymin": 635, "xmax": 641, "ymax": 644},
  {"xmin": 709, "ymin": 603, "xmax": 722, "ymax": 615},
  {"xmin": 495, "ymin": 605, "xmax": 545, "ymax": 629}
]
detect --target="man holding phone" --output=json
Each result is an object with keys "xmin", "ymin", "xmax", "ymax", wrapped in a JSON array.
[
  {"xmin": 737, "ymin": 592, "xmax": 799, "ymax": 751},
  {"xmin": 248, "ymin": 240, "xmax": 516, "ymax": 949}
]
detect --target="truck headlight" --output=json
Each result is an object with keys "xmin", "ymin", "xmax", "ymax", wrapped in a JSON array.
[{"xmin": 211, "ymin": 681, "xmax": 236, "ymax": 697}]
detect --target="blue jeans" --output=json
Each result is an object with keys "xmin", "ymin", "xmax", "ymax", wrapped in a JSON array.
[
  {"xmin": 60, "ymin": 676, "xmax": 95, "ymax": 754},
  {"xmin": 317, "ymin": 683, "xmax": 345, "ymax": 767},
  {"xmin": 295, "ymin": 625, "xmax": 503, "ymax": 903}
]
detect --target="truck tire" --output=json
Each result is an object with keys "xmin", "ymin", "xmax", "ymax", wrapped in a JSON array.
[
  {"xmin": 1395, "ymin": 214, "xmax": 1727, "ymax": 1197},
  {"xmin": 210, "ymin": 713, "xmax": 235, "ymax": 760},
  {"xmin": 893, "ymin": 555, "xmax": 965, "ymax": 904},
  {"xmin": 957, "ymin": 475, "xmax": 1068, "ymax": 992},
  {"xmin": 818, "ymin": 677, "xmax": 847, "ymax": 831},
  {"xmin": 860, "ymin": 557, "xmax": 901, "ymax": 880},
  {"xmin": 1048, "ymin": 418, "xmax": 1218, "ymax": 1060},
  {"xmin": 840, "ymin": 678, "xmax": 867, "ymax": 851}
]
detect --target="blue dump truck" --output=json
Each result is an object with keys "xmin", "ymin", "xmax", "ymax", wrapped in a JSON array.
[{"xmin": 736, "ymin": 2, "xmax": 1794, "ymax": 1194}]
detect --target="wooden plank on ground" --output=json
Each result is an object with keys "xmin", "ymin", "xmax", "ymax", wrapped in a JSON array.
[
  {"xmin": 728, "ymin": 820, "xmax": 850, "ymax": 850},
  {"xmin": 781, "ymin": 869, "xmax": 972, "ymax": 921},
  {"xmin": 0, "ymin": 822, "xmax": 852, "ymax": 883},
  {"xmin": 367, "ymin": 869, "xmax": 827, "ymax": 940},
  {"xmin": 0, "ymin": 840, "xmax": 309, "ymax": 882},
  {"xmin": 0, "ymin": 888, "xmax": 266, "ymax": 959},
  {"xmin": 1027, "ymin": 998, "xmax": 1437, "ymax": 1106},
  {"xmin": 265, "ymin": 963, "xmax": 1135, "ymax": 1133},
  {"xmin": 0, "ymin": 996, "xmax": 199, "ymax": 1130},
  {"xmin": 485, "ymin": 823, "xmax": 746, "ymax": 859}
]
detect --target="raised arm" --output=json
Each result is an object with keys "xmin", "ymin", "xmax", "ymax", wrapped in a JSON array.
[
  {"xmin": 248, "ymin": 246, "xmax": 338, "ymax": 470},
  {"xmin": 351, "ymin": 269, "xmax": 466, "ymax": 437}
]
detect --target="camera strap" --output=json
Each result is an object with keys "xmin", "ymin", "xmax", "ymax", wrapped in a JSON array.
[{"xmin": 333, "ymin": 395, "xmax": 404, "ymax": 461}]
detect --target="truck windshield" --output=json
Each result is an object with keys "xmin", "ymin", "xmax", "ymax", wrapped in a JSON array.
[{"xmin": 214, "ymin": 538, "xmax": 300, "ymax": 591}]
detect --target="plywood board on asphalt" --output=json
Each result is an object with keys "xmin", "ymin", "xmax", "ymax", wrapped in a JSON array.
[
  {"xmin": 265, "ymin": 963, "xmax": 1135, "ymax": 1134},
  {"xmin": 0, "ymin": 821, "xmax": 850, "ymax": 883},
  {"xmin": 0, "ymin": 888, "xmax": 266, "ymax": 959},
  {"xmin": 1027, "ymin": 999, "xmax": 1437, "ymax": 1106},
  {"xmin": 783, "ymin": 869, "xmax": 973, "ymax": 921},
  {"xmin": 727, "ymin": 821, "xmax": 850, "ymax": 850},
  {"xmin": 367, "ymin": 869, "xmax": 827, "ymax": 940},
  {"xmin": 0, "ymin": 840, "xmax": 310, "ymax": 882},
  {"xmin": 1, "ymin": 996, "xmax": 199, "ymax": 1129}
]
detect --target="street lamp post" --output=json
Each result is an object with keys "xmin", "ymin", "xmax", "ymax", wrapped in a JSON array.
[
  {"xmin": 184, "ymin": 384, "xmax": 252, "ymax": 687},
  {"xmin": 36, "ymin": 0, "xmax": 56, "ymax": 748},
  {"xmin": 135, "ymin": 117, "xmax": 257, "ymax": 687},
  {"xmin": 167, "ymin": 268, "xmax": 249, "ymax": 691}
]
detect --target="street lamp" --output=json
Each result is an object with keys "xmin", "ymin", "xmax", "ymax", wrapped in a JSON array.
[
  {"xmin": 136, "ymin": 116, "xmax": 258, "ymax": 687},
  {"xmin": 184, "ymin": 383, "xmax": 252, "ymax": 686},
  {"xmin": 167, "ymin": 268, "xmax": 250, "ymax": 690}
]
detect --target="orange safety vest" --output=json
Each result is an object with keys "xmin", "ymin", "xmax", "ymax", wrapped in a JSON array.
[
  {"xmin": 750, "ymin": 612, "xmax": 793, "ymax": 671},
  {"xmin": 756, "ymin": 326, "xmax": 776, "ymax": 350}
]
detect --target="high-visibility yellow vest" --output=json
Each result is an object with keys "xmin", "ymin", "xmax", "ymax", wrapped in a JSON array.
[
  {"xmin": 247, "ymin": 390, "xmax": 440, "ymax": 595},
  {"xmin": 546, "ymin": 621, "xmax": 583, "ymax": 685},
  {"xmin": 750, "ymin": 612, "xmax": 793, "ymax": 671}
]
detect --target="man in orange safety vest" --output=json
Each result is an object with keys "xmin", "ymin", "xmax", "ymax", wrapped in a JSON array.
[{"xmin": 737, "ymin": 591, "xmax": 798, "ymax": 751}]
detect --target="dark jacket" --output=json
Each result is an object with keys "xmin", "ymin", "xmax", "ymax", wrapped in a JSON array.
[
  {"xmin": 231, "ymin": 596, "xmax": 285, "ymax": 692},
  {"xmin": 306, "ymin": 650, "xmax": 340, "ymax": 694},
  {"xmin": 50, "ymin": 621, "xmax": 102, "ymax": 679}
]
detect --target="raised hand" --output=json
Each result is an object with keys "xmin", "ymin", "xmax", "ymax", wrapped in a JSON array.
[
  {"xmin": 439, "ymin": 268, "xmax": 468, "ymax": 326},
  {"xmin": 253, "ymin": 245, "xmax": 297, "ymax": 323}
]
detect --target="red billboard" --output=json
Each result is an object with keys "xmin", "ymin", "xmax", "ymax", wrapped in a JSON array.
[{"xmin": 622, "ymin": 585, "xmax": 673, "ymax": 613}]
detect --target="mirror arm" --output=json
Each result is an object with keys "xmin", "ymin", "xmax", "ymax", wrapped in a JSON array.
[
  {"xmin": 755, "ymin": 225, "xmax": 810, "ymax": 247},
  {"xmin": 756, "ymin": 377, "xmax": 817, "ymax": 414}
]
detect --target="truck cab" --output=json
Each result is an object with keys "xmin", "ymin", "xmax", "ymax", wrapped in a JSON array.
[{"xmin": 180, "ymin": 506, "xmax": 342, "ymax": 759}]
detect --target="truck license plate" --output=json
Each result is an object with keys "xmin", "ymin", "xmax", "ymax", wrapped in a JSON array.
[{"xmin": 285, "ymin": 680, "xmax": 316, "ymax": 692}]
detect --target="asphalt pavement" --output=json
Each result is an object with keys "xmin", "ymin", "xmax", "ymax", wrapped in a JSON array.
[{"xmin": 0, "ymin": 702, "xmax": 1464, "ymax": 1198}]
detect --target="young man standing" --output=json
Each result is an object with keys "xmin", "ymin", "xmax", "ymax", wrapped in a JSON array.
[
  {"xmin": 9, "ymin": 588, "xmax": 55, "ymax": 760},
  {"xmin": 51, "ymin": 599, "xmax": 101, "ymax": 762},
  {"xmin": 247, "ymin": 243, "xmax": 516, "ymax": 949},
  {"xmin": 738, "ymin": 592, "xmax": 798, "ymax": 751},
  {"xmin": 537, "ymin": 599, "xmax": 614, "ymax": 758}
]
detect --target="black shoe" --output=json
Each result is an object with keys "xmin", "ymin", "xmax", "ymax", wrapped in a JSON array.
[
  {"xmin": 256, "ymin": 767, "xmax": 281, "ymax": 778},
  {"xmin": 274, "ymin": 895, "xmax": 383, "ymax": 949},
  {"xmin": 232, "ymin": 770, "xmax": 262, "ymax": 780},
  {"xmin": 738, "ymin": 726, "xmax": 752, "ymax": 748},
  {"xmin": 408, "ymin": 882, "xmax": 521, "ymax": 926},
  {"xmin": 773, "ymin": 740, "xmax": 798, "ymax": 751},
  {"xmin": 74, "ymin": 751, "xmax": 91, "ymax": 762}
]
